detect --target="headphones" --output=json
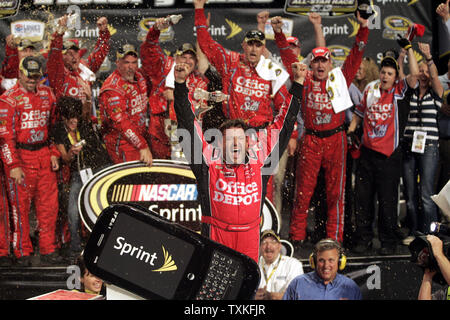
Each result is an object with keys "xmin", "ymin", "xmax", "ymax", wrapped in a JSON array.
[{"xmin": 309, "ymin": 239, "xmax": 347, "ymax": 271}]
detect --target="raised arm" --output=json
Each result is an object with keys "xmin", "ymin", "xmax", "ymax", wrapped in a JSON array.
[
  {"xmin": 173, "ymin": 62, "xmax": 210, "ymax": 175},
  {"xmin": 418, "ymin": 42, "xmax": 444, "ymax": 97},
  {"xmin": 272, "ymin": 16, "xmax": 298, "ymax": 81},
  {"xmin": 1, "ymin": 35, "xmax": 19, "ymax": 79},
  {"xmin": 309, "ymin": 12, "xmax": 326, "ymax": 48},
  {"xmin": 397, "ymin": 48, "xmax": 407, "ymax": 80},
  {"xmin": 87, "ymin": 17, "xmax": 110, "ymax": 73},
  {"xmin": 262, "ymin": 63, "xmax": 305, "ymax": 166},
  {"xmin": 47, "ymin": 15, "xmax": 68, "ymax": 95},
  {"xmin": 397, "ymin": 36, "xmax": 419, "ymax": 88},
  {"xmin": 193, "ymin": 0, "xmax": 232, "ymax": 75},
  {"xmin": 340, "ymin": 11, "xmax": 369, "ymax": 86},
  {"xmin": 140, "ymin": 18, "xmax": 174, "ymax": 79}
]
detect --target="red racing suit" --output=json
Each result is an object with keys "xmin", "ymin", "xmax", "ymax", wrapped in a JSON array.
[
  {"xmin": 0, "ymin": 82, "xmax": 59, "ymax": 258},
  {"xmin": 0, "ymin": 159, "xmax": 9, "ymax": 257},
  {"xmin": 195, "ymin": 8, "xmax": 291, "ymax": 129},
  {"xmin": 274, "ymin": 26, "xmax": 369, "ymax": 242},
  {"xmin": 47, "ymin": 29, "xmax": 110, "ymax": 103},
  {"xmin": 195, "ymin": 8, "xmax": 297, "ymax": 203},
  {"xmin": 140, "ymin": 26, "xmax": 208, "ymax": 159},
  {"xmin": 1, "ymin": 43, "xmax": 19, "ymax": 80},
  {"xmin": 174, "ymin": 78, "xmax": 303, "ymax": 262},
  {"xmin": 99, "ymin": 69, "xmax": 150, "ymax": 164}
]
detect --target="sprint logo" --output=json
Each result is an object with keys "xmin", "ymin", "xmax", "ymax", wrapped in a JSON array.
[
  {"xmin": 113, "ymin": 236, "xmax": 177, "ymax": 272},
  {"xmin": 73, "ymin": 23, "xmax": 116, "ymax": 38},
  {"xmin": 193, "ymin": 18, "xmax": 243, "ymax": 39}
]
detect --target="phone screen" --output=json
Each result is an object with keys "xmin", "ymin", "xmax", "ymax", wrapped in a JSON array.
[{"xmin": 96, "ymin": 212, "xmax": 196, "ymax": 299}]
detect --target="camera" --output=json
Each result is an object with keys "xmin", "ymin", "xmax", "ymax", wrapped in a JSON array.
[
  {"xmin": 409, "ymin": 222, "xmax": 450, "ymax": 285},
  {"xmin": 74, "ymin": 139, "xmax": 86, "ymax": 148}
]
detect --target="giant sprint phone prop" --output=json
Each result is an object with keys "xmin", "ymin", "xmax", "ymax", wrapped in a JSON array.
[{"xmin": 83, "ymin": 204, "xmax": 261, "ymax": 300}]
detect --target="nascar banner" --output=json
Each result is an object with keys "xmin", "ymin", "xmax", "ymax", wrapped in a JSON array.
[{"xmin": 78, "ymin": 160, "xmax": 281, "ymax": 235}]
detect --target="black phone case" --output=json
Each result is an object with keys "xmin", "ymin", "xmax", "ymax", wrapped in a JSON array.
[{"xmin": 83, "ymin": 204, "xmax": 261, "ymax": 300}]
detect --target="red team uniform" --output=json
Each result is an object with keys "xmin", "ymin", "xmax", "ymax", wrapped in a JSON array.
[
  {"xmin": 174, "ymin": 79, "xmax": 302, "ymax": 262},
  {"xmin": 0, "ymin": 81, "xmax": 59, "ymax": 258},
  {"xmin": 140, "ymin": 25, "xmax": 208, "ymax": 159},
  {"xmin": 47, "ymin": 29, "xmax": 110, "ymax": 102},
  {"xmin": 99, "ymin": 69, "xmax": 150, "ymax": 163},
  {"xmin": 355, "ymin": 79, "xmax": 409, "ymax": 157},
  {"xmin": 0, "ymin": 159, "xmax": 9, "ymax": 258},
  {"xmin": 195, "ymin": 9, "xmax": 291, "ymax": 129},
  {"xmin": 195, "ymin": 8, "xmax": 295, "ymax": 204},
  {"xmin": 274, "ymin": 25, "xmax": 369, "ymax": 243}
]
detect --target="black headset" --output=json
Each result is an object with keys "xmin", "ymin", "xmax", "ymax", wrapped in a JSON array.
[{"xmin": 309, "ymin": 238, "xmax": 347, "ymax": 271}]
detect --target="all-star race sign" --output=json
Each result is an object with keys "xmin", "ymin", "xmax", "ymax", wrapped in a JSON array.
[
  {"xmin": 79, "ymin": 160, "xmax": 281, "ymax": 234},
  {"xmin": 284, "ymin": 0, "xmax": 358, "ymax": 16}
]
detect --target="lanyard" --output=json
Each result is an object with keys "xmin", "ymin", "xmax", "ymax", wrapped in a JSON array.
[
  {"xmin": 67, "ymin": 129, "xmax": 81, "ymax": 146},
  {"xmin": 263, "ymin": 255, "xmax": 282, "ymax": 284}
]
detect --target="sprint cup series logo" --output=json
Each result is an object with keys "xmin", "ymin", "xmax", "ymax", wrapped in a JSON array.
[
  {"xmin": 0, "ymin": 0, "xmax": 20, "ymax": 19},
  {"xmin": 79, "ymin": 160, "xmax": 281, "ymax": 235},
  {"xmin": 382, "ymin": 15, "xmax": 413, "ymax": 40}
]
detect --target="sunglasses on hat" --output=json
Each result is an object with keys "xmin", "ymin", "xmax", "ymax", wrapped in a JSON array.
[{"xmin": 117, "ymin": 44, "xmax": 138, "ymax": 59}]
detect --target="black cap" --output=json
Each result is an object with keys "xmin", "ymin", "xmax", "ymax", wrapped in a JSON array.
[
  {"xmin": 356, "ymin": 0, "xmax": 376, "ymax": 20},
  {"xmin": 261, "ymin": 230, "xmax": 281, "ymax": 243},
  {"xmin": 117, "ymin": 43, "xmax": 138, "ymax": 59},
  {"xmin": 244, "ymin": 30, "xmax": 266, "ymax": 45},
  {"xmin": 380, "ymin": 56, "xmax": 399, "ymax": 73},
  {"xmin": 175, "ymin": 43, "xmax": 196, "ymax": 56},
  {"xmin": 19, "ymin": 56, "xmax": 43, "ymax": 78},
  {"xmin": 18, "ymin": 39, "xmax": 37, "ymax": 51},
  {"xmin": 62, "ymin": 40, "xmax": 80, "ymax": 54}
]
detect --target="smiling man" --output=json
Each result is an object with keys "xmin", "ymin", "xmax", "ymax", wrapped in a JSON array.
[
  {"xmin": 347, "ymin": 36, "xmax": 419, "ymax": 255},
  {"xmin": 255, "ymin": 230, "xmax": 303, "ymax": 300},
  {"xmin": 0, "ymin": 56, "xmax": 62, "ymax": 266},
  {"xmin": 99, "ymin": 44, "xmax": 152, "ymax": 166},
  {"xmin": 47, "ymin": 15, "xmax": 110, "ymax": 119},
  {"xmin": 140, "ymin": 17, "xmax": 208, "ymax": 159},
  {"xmin": 271, "ymin": 12, "xmax": 369, "ymax": 248},
  {"xmin": 173, "ymin": 61, "xmax": 306, "ymax": 262},
  {"xmin": 193, "ymin": 0, "xmax": 290, "ymax": 130},
  {"xmin": 283, "ymin": 239, "xmax": 361, "ymax": 300}
]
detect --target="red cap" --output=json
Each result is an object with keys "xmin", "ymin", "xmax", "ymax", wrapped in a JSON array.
[
  {"xmin": 311, "ymin": 47, "xmax": 331, "ymax": 61},
  {"xmin": 286, "ymin": 36, "xmax": 300, "ymax": 48}
]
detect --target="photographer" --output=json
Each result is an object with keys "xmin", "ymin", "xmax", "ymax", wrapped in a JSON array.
[{"xmin": 418, "ymin": 235, "xmax": 450, "ymax": 300}]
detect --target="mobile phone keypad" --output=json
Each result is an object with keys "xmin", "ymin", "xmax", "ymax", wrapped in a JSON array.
[{"xmin": 195, "ymin": 250, "xmax": 243, "ymax": 300}]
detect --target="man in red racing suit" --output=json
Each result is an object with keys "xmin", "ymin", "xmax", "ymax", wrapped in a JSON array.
[
  {"xmin": 173, "ymin": 61, "xmax": 306, "ymax": 262},
  {"xmin": 0, "ymin": 56, "xmax": 61, "ymax": 264},
  {"xmin": 272, "ymin": 12, "xmax": 369, "ymax": 245},
  {"xmin": 140, "ymin": 17, "xmax": 208, "ymax": 159},
  {"xmin": 47, "ymin": 15, "xmax": 110, "ymax": 118},
  {"xmin": 194, "ymin": 0, "xmax": 297, "ymax": 205},
  {"xmin": 99, "ymin": 45, "xmax": 152, "ymax": 166}
]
